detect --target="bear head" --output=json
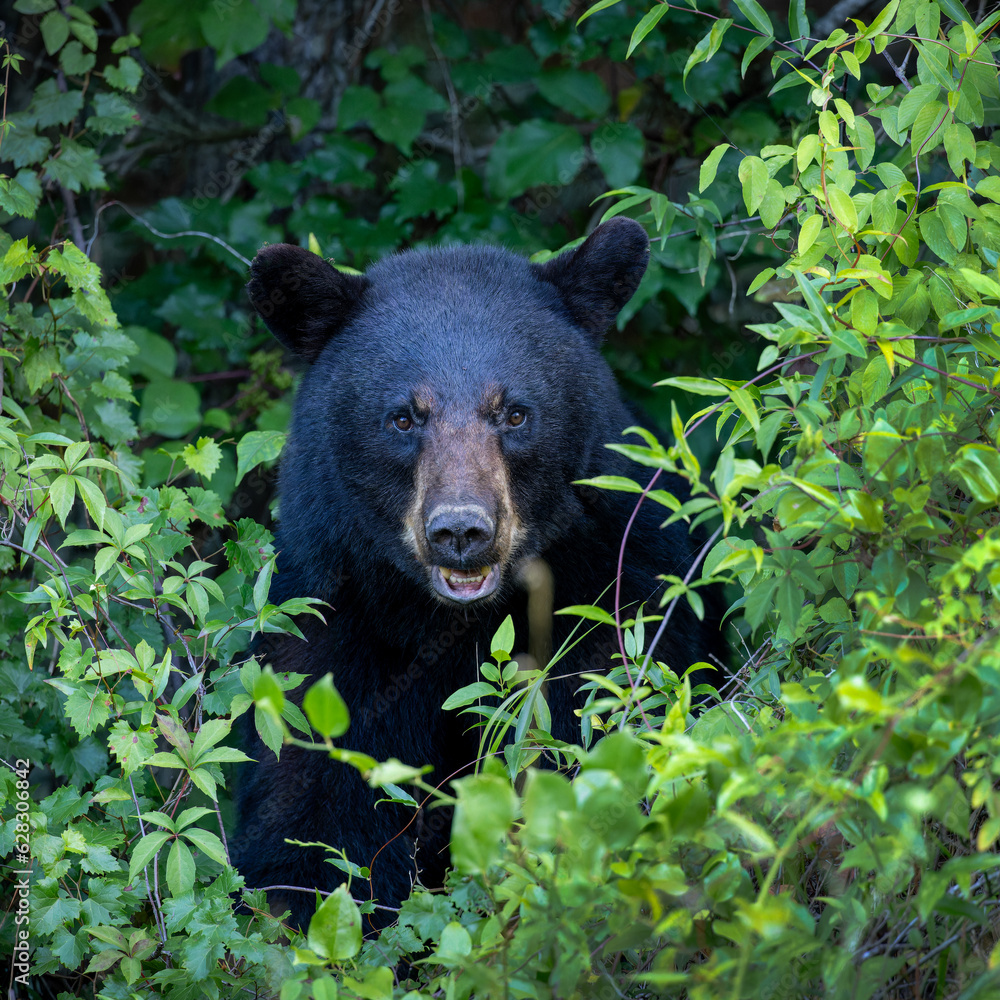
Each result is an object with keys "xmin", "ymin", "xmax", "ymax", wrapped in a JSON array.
[{"xmin": 246, "ymin": 217, "xmax": 649, "ymax": 611}]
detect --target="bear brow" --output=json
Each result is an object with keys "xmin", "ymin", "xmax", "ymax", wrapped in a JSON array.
[
  {"xmin": 480, "ymin": 384, "xmax": 505, "ymax": 417},
  {"xmin": 412, "ymin": 386, "xmax": 437, "ymax": 414}
]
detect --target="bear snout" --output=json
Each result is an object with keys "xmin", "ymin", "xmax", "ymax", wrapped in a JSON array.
[{"xmin": 425, "ymin": 504, "xmax": 496, "ymax": 563}]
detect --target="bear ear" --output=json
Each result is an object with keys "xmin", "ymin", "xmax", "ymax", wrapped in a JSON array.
[
  {"xmin": 247, "ymin": 244, "xmax": 369, "ymax": 362},
  {"xmin": 535, "ymin": 217, "xmax": 649, "ymax": 338}
]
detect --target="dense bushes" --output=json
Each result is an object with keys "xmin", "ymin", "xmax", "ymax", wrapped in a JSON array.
[{"xmin": 2, "ymin": 0, "xmax": 1000, "ymax": 997}]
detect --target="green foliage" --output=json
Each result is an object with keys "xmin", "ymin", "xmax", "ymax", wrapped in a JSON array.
[{"xmin": 4, "ymin": 0, "xmax": 1000, "ymax": 997}]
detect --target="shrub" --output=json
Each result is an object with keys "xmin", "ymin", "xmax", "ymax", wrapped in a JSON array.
[{"xmin": 2, "ymin": 0, "xmax": 999, "ymax": 997}]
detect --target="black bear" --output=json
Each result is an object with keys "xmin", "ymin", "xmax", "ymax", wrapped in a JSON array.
[{"xmin": 232, "ymin": 217, "xmax": 723, "ymax": 930}]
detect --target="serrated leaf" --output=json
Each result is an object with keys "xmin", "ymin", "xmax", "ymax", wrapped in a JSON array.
[
  {"xmin": 105, "ymin": 56, "xmax": 143, "ymax": 93},
  {"xmin": 180, "ymin": 437, "xmax": 223, "ymax": 480},
  {"xmin": 49, "ymin": 473, "xmax": 76, "ymax": 528},
  {"xmin": 127, "ymin": 831, "xmax": 171, "ymax": 881},
  {"xmin": 180, "ymin": 828, "xmax": 228, "ymax": 866},
  {"xmin": 165, "ymin": 839, "xmax": 195, "ymax": 896}
]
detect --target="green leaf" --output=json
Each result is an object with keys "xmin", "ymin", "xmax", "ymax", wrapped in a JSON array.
[
  {"xmin": 936, "ymin": 0, "xmax": 973, "ymax": 24},
  {"xmin": 491, "ymin": 615, "xmax": 515, "ymax": 659},
  {"xmin": 235, "ymin": 430, "xmax": 286, "ymax": 486},
  {"xmin": 738, "ymin": 155, "xmax": 768, "ymax": 214},
  {"xmin": 655, "ymin": 375, "xmax": 729, "ymax": 395},
  {"xmin": 451, "ymin": 773, "xmax": 518, "ymax": 874},
  {"xmin": 108, "ymin": 720, "xmax": 156, "ymax": 777},
  {"xmin": 436, "ymin": 922, "xmax": 473, "ymax": 963},
  {"xmin": 40, "ymin": 10, "xmax": 70, "ymax": 54},
  {"xmin": 733, "ymin": 0, "xmax": 773, "ymax": 33},
  {"xmin": 852, "ymin": 288, "xmax": 879, "ymax": 335},
  {"xmin": 204, "ymin": 78, "xmax": 273, "ymax": 128},
  {"xmin": 303, "ymin": 673, "xmax": 350, "ymax": 739},
  {"xmin": 863, "ymin": 418, "xmax": 908, "ymax": 481},
  {"xmin": 487, "ymin": 120, "xmax": 585, "ymax": 201},
  {"xmin": 44, "ymin": 139, "xmax": 107, "ymax": 193},
  {"xmin": 826, "ymin": 184, "xmax": 858, "ymax": 234},
  {"xmin": 787, "ymin": 0, "xmax": 810, "ymax": 49},
  {"xmin": 30, "ymin": 78, "xmax": 83, "ymax": 129},
  {"xmin": 442, "ymin": 681, "xmax": 498, "ymax": 711},
  {"xmin": 699, "ymin": 143, "xmax": 730, "ymax": 193},
  {"xmin": 105, "ymin": 55, "xmax": 143, "ymax": 92},
  {"xmin": 828, "ymin": 325, "xmax": 869, "ymax": 359},
  {"xmin": 165, "ymin": 839, "xmax": 195, "ymax": 896},
  {"xmin": 370, "ymin": 76, "xmax": 446, "ymax": 155},
  {"xmin": 554, "ymin": 604, "xmax": 618, "ymax": 625},
  {"xmin": 797, "ymin": 133, "xmax": 820, "ymax": 171},
  {"xmin": 729, "ymin": 387, "xmax": 760, "ymax": 431},
  {"xmin": 741, "ymin": 33, "xmax": 774, "ymax": 76},
  {"xmin": 180, "ymin": 827, "xmax": 228, "ymax": 866},
  {"xmin": 759, "ymin": 178, "xmax": 786, "ymax": 229},
  {"xmin": 818, "ymin": 109, "xmax": 839, "ymax": 146},
  {"xmin": 537, "ymin": 68, "xmax": 610, "ymax": 119},
  {"xmin": 84, "ymin": 93, "xmax": 134, "ymax": 139},
  {"xmin": 628, "ymin": 3, "xmax": 671, "ymax": 57},
  {"xmin": 748, "ymin": 267, "xmax": 775, "ymax": 294},
  {"xmin": 975, "ymin": 176, "xmax": 1000, "ymax": 203},
  {"xmin": 49, "ymin": 473, "xmax": 76, "ymax": 528},
  {"xmin": 684, "ymin": 19, "xmax": 733, "ymax": 85},
  {"xmin": 127, "ymin": 831, "xmax": 171, "ymax": 881},
  {"xmin": 138, "ymin": 379, "xmax": 201, "ymax": 438},
  {"xmin": 577, "ymin": 0, "xmax": 624, "ymax": 22},
  {"xmin": 861, "ymin": 354, "xmax": 891, "ymax": 405},
  {"xmin": 199, "ymin": 0, "xmax": 270, "ymax": 68},
  {"xmin": 309, "ymin": 886, "xmax": 362, "ymax": 960},
  {"xmin": 798, "ymin": 214, "xmax": 823, "ymax": 254},
  {"xmin": 897, "ymin": 83, "xmax": 939, "ymax": 131},
  {"xmin": 953, "ymin": 444, "xmax": 1000, "ymax": 504},
  {"xmin": 591, "ymin": 122, "xmax": 644, "ymax": 189},
  {"xmin": 944, "ymin": 122, "xmax": 976, "ymax": 177},
  {"xmin": 909, "ymin": 100, "xmax": 947, "ymax": 157},
  {"xmin": 180, "ymin": 437, "xmax": 223, "ymax": 480},
  {"xmin": 46, "ymin": 241, "xmax": 116, "ymax": 325}
]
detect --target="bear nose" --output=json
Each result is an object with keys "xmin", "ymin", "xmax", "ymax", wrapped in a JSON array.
[{"xmin": 425, "ymin": 505, "xmax": 495, "ymax": 563}]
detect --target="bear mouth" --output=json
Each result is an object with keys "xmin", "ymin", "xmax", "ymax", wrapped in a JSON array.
[{"xmin": 431, "ymin": 564, "xmax": 500, "ymax": 603}]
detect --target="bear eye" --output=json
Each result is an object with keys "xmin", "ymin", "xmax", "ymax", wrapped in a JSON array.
[
  {"xmin": 507, "ymin": 409, "xmax": 526, "ymax": 428},
  {"xmin": 392, "ymin": 413, "xmax": 413, "ymax": 432}
]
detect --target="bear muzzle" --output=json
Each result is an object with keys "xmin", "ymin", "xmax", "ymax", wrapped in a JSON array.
[{"xmin": 424, "ymin": 503, "xmax": 501, "ymax": 603}]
